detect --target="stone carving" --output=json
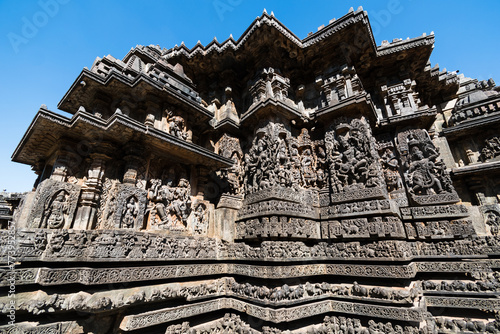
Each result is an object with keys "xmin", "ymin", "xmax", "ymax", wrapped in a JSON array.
[
  {"xmin": 190, "ymin": 314, "xmax": 252, "ymax": 334},
  {"xmin": 404, "ymin": 219, "xmax": 475, "ymax": 239},
  {"xmin": 449, "ymin": 79, "xmax": 499, "ymax": 126},
  {"xmin": 324, "ymin": 117, "xmax": 386, "ymax": 201},
  {"xmin": 397, "ymin": 129, "xmax": 458, "ymax": 204},
  {"xmin": 192, "ymin": 202, "xmax": 208, "ymax": 235},
  {"xmin": 236, "ymin": 216, "xmax": 320, "ymax": 239},
  {"xmin": 216, "ymin": 134, "xmax": 244, "ymax": 196},
  {"xmin": 121, "ymin": 196, "xmax": 139, "ymax": 228},
  {"xmin": 166, "ymin": 110, "xmax": 192, "ymax": 142},
  {"xmin": 98, "ymin": 182, "xmax": 147, "ymax": 230},
  {"xmin": 311, "ymin": 315, "xmax": 419, "ymax": 334},
  {"xmin": 96, "ymin": 178, "xmax": 118, "ymax": 229},
  {"xmin": 425, "ymin": 296, "xmax": 500, "ymax": 311},
  {"xmin": 6, "ymin": 228, "xmax": 500, "ymax": 266},
  {"xmin": 320, "ymin": 65, "xmax": 363, "ymax": 107},
  {"xmin": 122, "ymin": 297, "xmax": 422, "ymax": 331},
  {"xmin": 376, "ymin": 136, "xmax": 404, "ymax": 194},
  {"xmin": 249, "ymin": 68, "xmax": 291, "ymax": 105},
  {"xmin": 435, "ymin": 316, "xmax": 500, "ymax": 333},
  {"xmin": 423, "ymin": 274, "xmax": 500, "ymax": 293},
  {"xmin": 0, "ymin": 323, "xmax": 63, "ymax": 334},
  {"xmin": 481, "ymin": 136, "xmax": 500, "ymax": 161},
  {"xmin": 8, "ymin": 10, "xmax": 500, "ymax": 334},
  {"xmin": 320, "ymin": 199, "xmax": 392, "ymax": 219},
  {"xmin": 242, "ymin": 186, "xmax": 319, "ymax": 206},
  {"xmin": 243, "ymin": 122, "xmax": 327, "ymax": 194},
  {"xmin": 237, "ymin": 199, "xmax": 318, "ymax": 220},
  {"xmin": 380, "ymin": 78, "xmax": 426, "ymax": 117},
  {"xmin": 28, "ymin": 179, "xmax": 81, "ymax": 229},
  {"xmin": 321, "ymin": 216, "xmax": 405, "ymax": 239},
  {"xmin": 400, "ymin": 205, "xmax": 469, "ymax": 220},
  {"xmin": 486, "ymin": 211, "xmax": 500, "ymax": 235},
  {"xmin": 149, "ymin": 175, "xmax": 192, "ymax": 230},
  {"xmin": 244, "ymin": 121, "xmax": 294, "ymax": 193},
  {"xmin": 43, "ymin": 190, "xmax": 70, "ymax": 228},
  {"xmin": 227, "ymin": 278, "xmax": 418, "ymax": 304}
]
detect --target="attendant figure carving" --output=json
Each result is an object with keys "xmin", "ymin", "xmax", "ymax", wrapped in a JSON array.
[
  {"xmin": 121, "ymin": 197, "xmax": 138, "ymax": 228},
  {"xmin": 42, "ymin": 191, "xmax": 69, "ymax": 229}
]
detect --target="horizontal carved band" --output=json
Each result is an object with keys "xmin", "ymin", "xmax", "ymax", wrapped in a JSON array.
[
  {"xmin": 120, "ymin": 298, "xmax": 423, "ymax": 331},
  {"xmin": 237, "ymin": 200, "xmax": 319, "ymax": 220},
  {"xmin": 5, "ymin": 261, "xmax": 500, "ymax": 287},
  {"xmin": 243, "ymin": 186, "xmax": 319, "ymax": 206},
  {"xmin": 404, "ymin": 220, "xmax": 476, "ymax": 240},
  {"xmin": 400, "ymin": 205, "xmax": 469, "ymax": 220},
  {"xmin": 425, "ymin": 296, "xmax": 500, "ymax": 310},
  {"xmin": 330, "ymin": 187, "xmax": 387, "ymax": 204},
  {"xmin": 320, "ymin": 199, "xmax": 394, "ymax": 219},
  {"xmin": 3, "ymin": 230, "xmax": 500, "ymax": 263},
  {"xmin": 236, "ymin": 216, "xmax": 321, "ymax": 239}
]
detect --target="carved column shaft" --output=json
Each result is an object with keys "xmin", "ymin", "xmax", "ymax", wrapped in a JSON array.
[{"xmin": 73, "ymin": 154, "xmax": 108, "ymax": 230}]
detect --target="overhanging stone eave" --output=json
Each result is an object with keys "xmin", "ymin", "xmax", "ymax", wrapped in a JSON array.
[
  {"xmin": 165, "ymin": 9, "xmax": 377, "ymax": 73},
  {"xmin": 58, "ymin": 69, "xmax": 213, "ymax": 121},
  {"xmin": 12, "ymin": 108, "xmax": 232, "ymax": 170},
  {"xmin": 377, "ymin": 107, "xmax": 438, "ymax": 129},
  {"xmin": 452, "ymin": 160, "xmax": 500, "ymax": 177},
  {"xmin": 11, "ymin": 106, "xmax": 66, "ymax": 164},
  {"xmin": 442, "ymin": 113, "xmax": 500, "ymax": 139},
  {"xmin": 314, "ymin": 93, "xmax": 378, "ymax": 125},
  {"xmin": 375, "ymin": 34, "xmax": 435, "ymax": 57},
  {"xmin": 240, "ymin": 99, "xmax": 304, "ymax": 124}
]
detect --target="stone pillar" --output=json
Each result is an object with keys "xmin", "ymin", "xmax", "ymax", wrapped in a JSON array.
[
  {"xmin": 122, "ymin": 144, "xmax": 144, "ymax": 186},
  {"xmin": 73, "ymin": 153, "xmax": 108, "ymax": 230},
  {"xmin": 49, "ymin": 148, "xmax": 77, "ymax": 182}
]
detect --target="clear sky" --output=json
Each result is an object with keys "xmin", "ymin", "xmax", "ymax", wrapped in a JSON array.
[{"xmin": 0, "ymin": 0, "xmax": 499, "ymax": 192}]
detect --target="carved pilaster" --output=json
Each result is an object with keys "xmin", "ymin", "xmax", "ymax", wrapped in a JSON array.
[
  {"xmin": 122, "ymin": 143, "xmax": 144, "ymax": 186},
  {"xmin": 73, "ymin": 153, "xmax": 109, "ymax": 230}
]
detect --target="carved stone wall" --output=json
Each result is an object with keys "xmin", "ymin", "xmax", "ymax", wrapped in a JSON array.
[{"xmin": 5, "ymin": 8, "xmax": 500, "ymax": 334}]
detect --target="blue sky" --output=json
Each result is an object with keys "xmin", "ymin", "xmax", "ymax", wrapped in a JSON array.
[{"xmin": 1, "ymin": 0, "xmax": 499, "ymax": 192}]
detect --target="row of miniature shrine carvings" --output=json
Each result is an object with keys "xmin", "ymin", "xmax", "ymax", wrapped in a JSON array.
[
  {"xmin": 27, "ymin": 176, "xmax": 209, "ymax": 233},
  {"xmin": 216, "ymin": 119, "xmax": 458, "ymax": 206},
  {"xmin": 2, "ymin": 228, "xmax": 499, "ymax": 264},
  {"xmin": 120, "ymin": 298, "xmax": 424, "ymax": 331}
]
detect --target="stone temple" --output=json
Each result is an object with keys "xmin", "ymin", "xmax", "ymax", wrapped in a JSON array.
[{"xmin": 3, "ymin": 7, "xmax": 500, "ymax": 334}]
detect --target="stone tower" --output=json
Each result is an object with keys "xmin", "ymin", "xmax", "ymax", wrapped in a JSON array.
[{"xmin": 4, "ymin": 7, "xmax": 500, "ymax": 334}]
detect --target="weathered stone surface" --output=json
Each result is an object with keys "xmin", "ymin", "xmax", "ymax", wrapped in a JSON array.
[{"xmin": 4, "ymin": 7, "xmax": 500, "ymax": 334}]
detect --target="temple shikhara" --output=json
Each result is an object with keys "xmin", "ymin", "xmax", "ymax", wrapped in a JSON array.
[{"xmin": 4, "ymin": 7, "xmax": 500, "ymax": 334}]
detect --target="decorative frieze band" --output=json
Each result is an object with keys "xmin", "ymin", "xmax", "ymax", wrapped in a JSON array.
[
  {"xmin": 120, "ymin": 298, "xmax": 423, "ymax": 331},
  {"xmin": 3, "ymin": 230, "xmax": 500, "ymax": 264},
  {"xmin": 425, "ymin": 296, "xmax": 500, "ymax": 310},
  {"xmin": 243, "ymin": 186, "xmax": 319, "ymax": 206},
  {"xmin": 320, "ymin": 199, "xmax": 394, "ymax": 219},
  {"xmin": 330, "ymin": 187, "xmax": 387, "ymax": 204},
  {"xmin": 237, "ymin": 200, "xmax": 319, "ymax": 220},
  {"xmin": 400, "ymin": 205, "xmax": 469, "ymax": 220},
  {"xmin": 6, "ymin": 261, "xmax": 500, "ymax": 287}
]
